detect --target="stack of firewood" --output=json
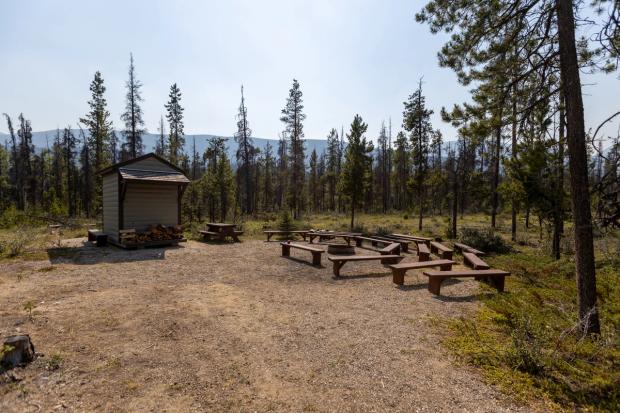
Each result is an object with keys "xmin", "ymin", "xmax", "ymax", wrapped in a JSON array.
[{"xmin": 134, "ymin": 224, "xmax": 184, "ymax": 243}]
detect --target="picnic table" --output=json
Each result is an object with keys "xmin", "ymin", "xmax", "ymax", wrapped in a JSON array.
[{"xmin": 200, "ymin": 223, "xmax": 243, "ymax": 242}]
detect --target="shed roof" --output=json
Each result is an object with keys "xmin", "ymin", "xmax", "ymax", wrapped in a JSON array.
[
  {"xmin": 98, "ymin": 153, "xmax": 187, "ymax": 176},
  {"xmin": 119, "ymin": 168, "xmax": 190, "ymax": 183}
]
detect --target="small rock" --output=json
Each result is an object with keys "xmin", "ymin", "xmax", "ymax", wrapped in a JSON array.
[{"xmin": 1, "ymin": 334, "xmax": 36, "ymax": 370}]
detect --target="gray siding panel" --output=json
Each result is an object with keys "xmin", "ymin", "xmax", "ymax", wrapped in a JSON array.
[
  {"xmin": 129, "ymin": 157, "xmax": 177, "ymax": 173},
  {"xmin": 123, "ymin": 182, "xmax": 178, "ymax": 231},
  {"xmin": 102, "ymin": 173, "xmax": 119, "ymax": 241}
]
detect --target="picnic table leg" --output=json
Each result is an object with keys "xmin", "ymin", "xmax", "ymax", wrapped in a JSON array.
[
  {"xmin": 355, "ymin": 238, "xmax": 362, "ymax": 247},
  {"xmin": 267, "ymin": 233, "xmax": 272, "ymax": 242},
  {"xmin": 392, "ymin": 269, "xmax": 405, "ymax": 285},
  {"xmin": 428, "ymin": 276, "xmax": 444, "ymax": 295}
]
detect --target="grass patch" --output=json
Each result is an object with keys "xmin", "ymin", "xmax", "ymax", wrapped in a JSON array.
[{"xmin": 443, "ymin": 248, "xmax": 620, "ymax": 411}]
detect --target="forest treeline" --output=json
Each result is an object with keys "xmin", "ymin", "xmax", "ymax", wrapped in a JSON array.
[{"xmin": 1, "ymin": 0, "xmax": 618, "ymax": 334}]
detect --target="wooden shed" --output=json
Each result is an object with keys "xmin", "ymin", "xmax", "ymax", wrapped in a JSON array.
[{"xmin": 98, "ymin": 153, "xmax": 190, "ymax": 247}]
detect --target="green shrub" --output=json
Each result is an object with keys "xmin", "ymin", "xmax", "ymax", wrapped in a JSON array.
[
  {"xmin": 277, "ymin": 210, "xmax": 296, "ymax": 238},
  {"xmin": 352, "ymin": 224, "xmax": 368, "ymax": 236},
  {"xmin": 3, "ymin": 227, "xmax": 32, "ymax": 257},
  {"xmin": 375, "ymin": 226, "xmax": 392, "ymax": 236},
  {"xmin": 459, "ymin": 227, "xmax": 511, "ymax": 254}
]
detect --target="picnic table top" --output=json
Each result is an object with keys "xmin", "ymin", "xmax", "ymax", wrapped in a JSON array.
[
  {"xmin": 308, "ymin": 231, "xmax": 362, "ymax": 236},
  {"xmin": 206, "ymin": 223, "xmax": 236, "ymax": 228}
]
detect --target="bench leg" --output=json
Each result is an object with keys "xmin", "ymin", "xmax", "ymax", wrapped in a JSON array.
[
  {"xmin": 419, "ymin": 252, "xmax": 429, "ymax": 262},
  {"xmin": 267, "ymin": 234, "xmax": 272, "ymax": 242},
  {"xmin": 428, "ymin": 276, "xmax": 444, "ymax": 295},
  {"xmin": 381, "ymin": 256, "xmax": 403, "ymax": 265},
  {"xmin": 312, "ymin": 252, "xmax": 322, "ymax": 266},
  {"xmin": 440, "ymin": 263, "xmax": 452, "ymax": 271},
  {"xmin": 281, "ymin": 244, "xmax": 290, "ymax": 257},
  {"xmin": 444, "ymin": 252, "xmax": 453, "ymax": 260},
  {"xmin": 490, "ymin": 276, "xmax": 505, "ymax": 292},
  {"xmin": 355, "ymin": 238, "xmax": 362, "ymax": 247},
  {"xmin": 402, "ymin": 244, "xmax": 408, "ymax": 253},
  {"xmin": 392, "ymin": 269, "xmax": 405, "ymax": 285},
  {"xmin": 332, "ymin": 261, "xmax": 345, "ymax": 277}
]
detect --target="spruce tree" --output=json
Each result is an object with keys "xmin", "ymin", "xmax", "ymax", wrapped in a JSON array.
[
  {"xmin": 121, "ymin": 53, "xmax": 145, "ymax": 159},
  {"xmin": 165, "ymin": 83, "xmax": 185, "ymax": 167},
  {"xmin": 80, "ymin": 71, "xmax": 112, "ymax": 215},
  {"xmin": 280, "ymin": 79, "xmax": 306, "ymax": 218},
  {"xmin": 415, "ymin": 0, "xmax": 619, "ymax": 335},
  {"xmin": 340, "ymin": 115, "xmax": 374, "ymax": 229},
  {"xmin": 403, "ymin": 79, "xmax": 433, "ymax": 230},
  {"xmin": 234, "ymin": 85, "xmax": 256, "ymax": 215}
]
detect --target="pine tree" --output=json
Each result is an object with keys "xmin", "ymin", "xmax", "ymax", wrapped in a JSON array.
[
  {"xmin": 234, "ymin": 85, "xmax": 256, "ymax": 215},
  {"xmin": 325, "ymin": 128, "xmax": 340, "ymax": 211},
  {"xmin": 280, "ymin": 79, "xmax": 306, "ymax": 218},
  {"xmin": 80, "ymin": 71, "xmax": 112, "ymax": 215},
  {"xmin": 260, "ymin": 142, "xmax": 276, "ymax": 212},
  {"xmin": 340, "ymin": 115, "xmax": 374, "ymax": 229},
  {"xmin": 165, "ymin": 83, "xmax": 185, "ymax": 167},
  {"xmin": 80, "ymin": 71, "xmax": 112, "ymax": 172},
  {"xmin": 155, "ymin": 115, "xmax": 167, "ymax": 157},
  {"xmin": 308, "ymin": 149, "xmax": 319, "ymax": 212},
  {"xmin": 416, "ymin": 0, "xmax": 619, "ymax": 335},
  {"xmin": 392, "ymin": 131, "xmax": 410, "ymax": 210},
  {"xmin": 403, "ymin": 79, "xmax": 433, "ymax": 230},
  {"xmin": 121, "ymin": 53, "xmax": 145, "ymax": 159}
]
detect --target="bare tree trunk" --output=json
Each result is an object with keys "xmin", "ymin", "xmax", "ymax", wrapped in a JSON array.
[
  {"xmin": 511, "ymin": 83, "xmax": 518, "ymax": 241},
  {"xmin": 491, "ymin": 101, "xmax": 503, "ymax": 229},
  {"xmin": 553, "ymin": 102, "xmax": 566, "ymax": 259},
  {"xmin": 556, "ymin": 0, "xmax": 600, "ymax": 335}
]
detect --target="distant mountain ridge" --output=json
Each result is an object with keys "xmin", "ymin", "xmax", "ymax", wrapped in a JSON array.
[{"xmin": 0, "ymin": 130, "xmax": 330, "ymax": 162}]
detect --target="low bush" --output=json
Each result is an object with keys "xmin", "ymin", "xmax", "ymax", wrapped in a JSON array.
[
  {"xmin": 444, "ymin": 252, "xmax": 620, "ymax": 411},
  {"xmin": 459, "ymin": 227, "xmax": 511, "ymax": 254}
]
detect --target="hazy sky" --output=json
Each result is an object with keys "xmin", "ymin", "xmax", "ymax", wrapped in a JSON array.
[{"xmin": 1, "ymin": 0, "xmax": 618, "ymax": 141}]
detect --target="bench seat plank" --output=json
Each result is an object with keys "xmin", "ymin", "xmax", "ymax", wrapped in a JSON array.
[
  {"xmin": 389, "ymin": 259, "xmax": 455, "ymax": 285},
  {"xmin": 423, "ymin": 269, "xmax": 510, "ymax": 295},
  {"xmin": 417, "ymin": 243, "xmax": 431, "ymax": 261},
  {"xmin": 430, "ymin": 241, "xmax": 453, "ymax": 260},
  {"xmin": 463, "ymin": 252, "xmax": 490, "ymax": 270},
  {"xmin": 281, "ymin": 242, "xmax": 324, "ymax": 265},
  {"xmin": 327, "ymin": 254, "xmax": 403, "ymax": 276},
  {"xmin": 453, "ymin": 242, "xmax": 485, "ymax": 256}
]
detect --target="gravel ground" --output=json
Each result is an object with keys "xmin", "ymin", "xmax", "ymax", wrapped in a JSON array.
[{"xmin": 0, "ymin": 239, "xmax": 532, "ymax": 412}]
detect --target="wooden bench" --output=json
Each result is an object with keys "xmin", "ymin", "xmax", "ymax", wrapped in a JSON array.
[
  {"xmin": 423, "ymin": 269, "xmax": 511, "ymax": 295},
  {"xmin": 281, "ymin": 242, "xmax": 324, "ymax": 266},
  {"xmin": 264, "ymin": 230, "xmax": 308, "ymax": 241},
  {"xmin": 328, "ymin": 254, "xmax": 404, "ymax": 277},
  {"xmin": 392, "ymin": 233, "xmax": 432, "ymax": 246},
  {"xmin": 417, "ymin": 242, "xmax": 430, "ymax": 261},
  {"xmin": 371, "ymin": 235, "xmax": 411, "ymax": 252},
  {"xmin": 307, "ymin": 232, "xmax": 360, "ymax": 245},
  {"xmin": 463, "ymin": 252, "xmax": 490, "ymax": 270},
  {"xmin": 389, "ymin": 259, "xmax": 455, "ymax": 285},
  {"xmin": 199, "ymin": 230, "xmax": 219, "ymax": 240},
  {"xmin": 453, "ymin": 242, "xmax": 485, "ymax": 256},
  {"xmin": 87, "ymin": 229, "xmax": 108, "ymax": 247},
  {"xmin": 379, "ymin": 242, "xmax": 401, "ymax": 256},
  {"xmin": 430, "ymin": 241, "xmax": 453, "ymax": 260},
  {"xmin": 354, "ymin": 236, "xmax": 392, "ymax": 248}
]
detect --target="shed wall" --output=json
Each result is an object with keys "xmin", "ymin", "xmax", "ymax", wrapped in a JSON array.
[
  {"xmin": 123, "ymin": 182, "xmax": 179, "ymax": 231},
  {"xmin": 102, "ymin": 173, "xmax": 119, "ymax": 241}
]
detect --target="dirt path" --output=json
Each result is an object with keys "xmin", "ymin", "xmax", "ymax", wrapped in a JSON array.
[{"xmin": 1, "ymin": 240, "xmax": 530, "ymax": 412}]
